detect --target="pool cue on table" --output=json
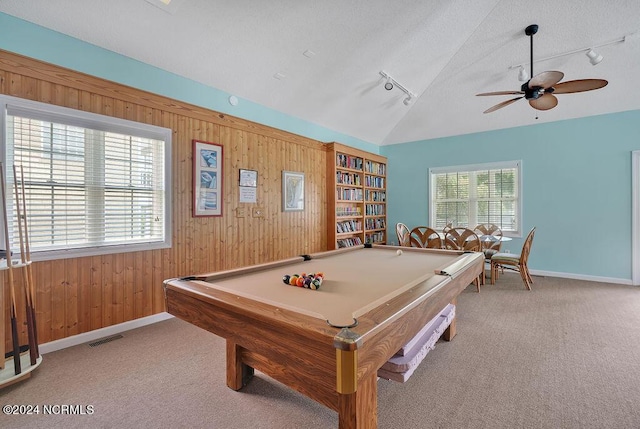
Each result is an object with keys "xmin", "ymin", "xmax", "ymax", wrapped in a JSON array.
[
  {"xmin": 19, "ymin": 165, "xmax": 39, "ymax": 358},
  {"xmin": 13, "ymin": 164, "xmax": 37, "ymax": 365},
  {"xmin": 0, "ymin": 162, "xmax": 21, "ymax": 374}
]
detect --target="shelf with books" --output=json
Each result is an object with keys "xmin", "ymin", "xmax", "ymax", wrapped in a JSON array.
[{"xmin": 327, "ymin": 142, "xmax": 387, "ymax": 249}]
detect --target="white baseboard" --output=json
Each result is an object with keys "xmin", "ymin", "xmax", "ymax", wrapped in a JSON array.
[
  {"xmin": 39, "ymin": 312, "xmax": 175, "ymax": 355},
  {"xmin": 530, "ymin": 269, "xmax": 633, "ymax": 286}
]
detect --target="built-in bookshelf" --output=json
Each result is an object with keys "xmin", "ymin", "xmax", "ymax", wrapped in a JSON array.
[{"xmin": 326, "ymin": 142, "xmax": 387, "ymax": 249}]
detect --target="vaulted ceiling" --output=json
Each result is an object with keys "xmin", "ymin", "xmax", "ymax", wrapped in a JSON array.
[{"xmin": 1, "ymin": 0, "xmax": 639, "ymax": 145}]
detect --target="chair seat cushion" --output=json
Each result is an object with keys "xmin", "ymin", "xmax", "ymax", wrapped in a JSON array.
[
  {"xmin": 483, "ymin": 248, "xmax": 498, "ymax": 258},
  {"xmin": 492, "ymin": 253, "xmax": 520, "ymax": 264}
]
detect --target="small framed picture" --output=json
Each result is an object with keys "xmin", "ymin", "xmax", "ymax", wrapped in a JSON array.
[
  {"xmin": 282, "ymin": 171, "xmax": 304, "ymax": 212},
  {"xmin": 193, "ymin": 140, "xmax": 223, "ymax": 217},
  {"xmin": 239, "ymin": 169, "xmax": 258, "ymax": 187}
]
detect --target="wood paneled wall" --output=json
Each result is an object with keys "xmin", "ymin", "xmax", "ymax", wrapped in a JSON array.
[{"xmin": 0, "ymin": 50, "xmax": 328, "ymax": 351}]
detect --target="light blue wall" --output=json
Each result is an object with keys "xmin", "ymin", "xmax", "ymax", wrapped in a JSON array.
[
  {"xmin": 0, "ymin": 12, "xmax": 378, "ymax": 154},
  {"xmin": 381, "ymin": 111, "xmax": 640, "ymax": 282}
]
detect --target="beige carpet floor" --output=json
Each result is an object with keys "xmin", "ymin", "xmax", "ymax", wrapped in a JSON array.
[{"xmin": 2, "ymin": 272, "xmax": 640, "ymax": 428}]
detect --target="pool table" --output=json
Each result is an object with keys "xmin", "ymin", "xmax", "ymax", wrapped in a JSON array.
[{"xmin": 163, "ymin": 244, "xmax": 484, "ymax": 429}]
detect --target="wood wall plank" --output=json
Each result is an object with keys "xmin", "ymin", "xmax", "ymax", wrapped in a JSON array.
[{"xmin": 1, "ymin": 49, "xmax": 329, "ymax": 350}]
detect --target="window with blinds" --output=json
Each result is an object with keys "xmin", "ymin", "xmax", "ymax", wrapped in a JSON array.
[
  {"xmin": 429, "ymin": 161, "xmax": 521, "ymax": 235},
  {"xmin": 1, "ymin": 95, "xmax": 172, "ymax": 261}
]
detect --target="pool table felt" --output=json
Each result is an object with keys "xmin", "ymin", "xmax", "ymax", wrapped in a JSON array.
[{"xmin": 190, "ymin": 246, "xmax": 474, "ymax": 327}]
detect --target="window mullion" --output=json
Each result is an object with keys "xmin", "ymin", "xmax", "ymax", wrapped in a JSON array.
[
  {"xmin": 469, "ymin": 172, "xmax": 478, "ymax": 227},
  {"xmin": 85, "ymin": 129, "xmax": 105, "ymax": 244}
]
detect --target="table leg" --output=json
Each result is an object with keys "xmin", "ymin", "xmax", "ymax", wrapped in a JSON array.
[
  {"xmin": 226, "ymin": 340, "xmax": 254, "ymax": 390},
  {"xmin": 337, "ymin": 372, "xmax": 377, "ymax": 429},
  {"xmin": 442, "ymin": 298, "xmax": 457, "ymax": 341}
]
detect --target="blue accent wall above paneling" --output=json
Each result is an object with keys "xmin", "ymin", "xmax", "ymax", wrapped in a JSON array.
[{"xmin": 381, "ymin": 111, "xmax": 640, "ymax": 282}]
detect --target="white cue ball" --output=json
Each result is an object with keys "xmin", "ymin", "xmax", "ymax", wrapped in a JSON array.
[{"xmin": 396, "ymin": 249, "xmax": 403, "ymax": 255}]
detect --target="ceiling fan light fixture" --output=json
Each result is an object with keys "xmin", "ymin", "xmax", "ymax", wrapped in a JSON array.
[
  {"xmin": 478, "ymin": 24, "xmax": 608, "ymax": 114},
  {"xmin": 586, "ymin": 49, "xmax": 603, "ymax": 65},
  {"xmin": 517, "ymin": 65, "xmax": 529, "ymax": 82}
]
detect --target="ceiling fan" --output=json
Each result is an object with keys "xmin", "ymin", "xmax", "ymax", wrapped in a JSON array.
[{"xmin": 477, "ymin": 24, "xmax": 608, "ymax": 114}]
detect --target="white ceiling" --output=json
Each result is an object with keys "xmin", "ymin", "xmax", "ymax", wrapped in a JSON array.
[{"xmin": 1, "ymin": 0, "xmax": 639, "ymax": 146}]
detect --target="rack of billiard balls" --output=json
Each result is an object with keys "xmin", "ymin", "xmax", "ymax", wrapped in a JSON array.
[{"xmin": 282, "ymin": 272, "xmax": 324, "ymax": 290}]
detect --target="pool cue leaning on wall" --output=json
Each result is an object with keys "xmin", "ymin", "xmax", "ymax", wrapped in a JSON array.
[
  {"xmin": 19, "ymin": 165, "xmax": 38, "ymax": 358},
  {"xmin": 0, "ymin": 162, "xmax": 21, "ymax": 375},
  {"xmin": 13, "ymin": 164, "xmax": 37, "ymax": 365}
]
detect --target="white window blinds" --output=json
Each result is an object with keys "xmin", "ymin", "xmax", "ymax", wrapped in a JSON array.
[
  {"xmin": 429, "ymin": 161, "xmax": 521, "ymax": 235},
  {"xmin": 2, "ymin": 96, "xmax": 172, "ymax": 260}
]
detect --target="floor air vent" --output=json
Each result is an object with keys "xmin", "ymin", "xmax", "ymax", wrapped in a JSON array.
[{"xmin": 88, "ymin": 334, "xmax": 124, "ymax": 347}]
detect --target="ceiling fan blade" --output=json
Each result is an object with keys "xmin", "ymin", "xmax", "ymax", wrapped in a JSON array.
[
  {"xmin": 552, "ymin": 79, "xmax": 608, "ymax": 94},
  {"xmin": 476, "ymin": 91, "xmax": 524, "ymax": 96},
  {"xmin": 529, "ymin": 93, "xmax": 558, "ymax": 111},
  {"xmin": 529, "ymin": 71, "xmax": 564, "ymax": 89},
  {"xmin": 483, "ymin": 96, "xmax": 524, "ymax": 114}
]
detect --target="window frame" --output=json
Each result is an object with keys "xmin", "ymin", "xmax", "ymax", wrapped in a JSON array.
[
  {"xmin": 428, "ymin": 160, "xmax": 522, "ymax": 237},
  {"xmin": 0, "ymin": 95, "xmax": 173, "ymax": 262}
]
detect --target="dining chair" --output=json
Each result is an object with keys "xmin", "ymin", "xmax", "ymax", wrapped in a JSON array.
[
  {"xmin": 474, "ymin": 223, "xmax": 503, "ymax": 261},
  {"xmin": 490, "ymin": 227, "xmax": 536, "ymax": 290},
  {"xmin": 443, "ymin": 227, "xmax": 482, "ymax": 252},
  {"xmin": 444, "ymin": 227, "xmax": 483, "ymax": 291},
  {"xmin": 409, "ymin": 226, "xmax": 442, "ymax": 249},
  {"xmin": 395, "ymin": 222, "xmax": 411, "ymax": 247}
]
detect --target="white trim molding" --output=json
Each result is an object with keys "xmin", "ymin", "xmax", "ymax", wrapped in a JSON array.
[
  {"xmin": 530, "ymin": 269, "xmax": 632, "ymax": 286},
  {"xmin": 632, "ymin": 151, "xmax": 640, "ymax": 286},
  {"xmin": 39, "ymin": 312, "xmax": 174, "ymax": 354}
]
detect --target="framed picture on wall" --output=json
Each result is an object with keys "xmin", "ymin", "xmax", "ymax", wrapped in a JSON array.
[
  {"xmin": 239, "ymin": 169, "xmax": 258, "ymax": 187},
  {"xmin": 193, "ymin": 140, "xmax": 223, "ymax": 217},
  {"xmin": 282, "ymin": 170, "xmax": 304, "ymax": 211}
]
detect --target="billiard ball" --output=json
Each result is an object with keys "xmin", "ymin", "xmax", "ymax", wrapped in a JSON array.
[
  {"xmin": 396, "ymin": 249, "xmax": 403, "ymax": 255},
  {"xmin": 282, "ymin": 274, "xmax": 291, "ymax": 284},
  {"xmin": 311, "ymin": 278, "xmax": 322, "ymax": 290}
]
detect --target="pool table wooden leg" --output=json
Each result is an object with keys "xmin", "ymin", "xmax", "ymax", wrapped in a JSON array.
[
  {"xmin": 338, "ymin": 372, "xmax": 377, "ymax": 429},
  {"xmin": 442, "ymin": 298, "xmax": 457, "ymax": 341},
  {"xmin": 226, "ymin": 340, "xmax": 254, "ymax": 390}
]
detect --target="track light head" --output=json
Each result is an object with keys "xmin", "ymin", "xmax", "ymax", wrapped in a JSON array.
[
  {"xmin": 517, "ymin": 65, "xmax": 529, "ymax": 82},
  {"xmin": 586, "ymin": 49, "xmax": 603, "ymax": 65},
  {"xmin": 379, "ymin": 71, "xmax": 415, "ymax": 105}
]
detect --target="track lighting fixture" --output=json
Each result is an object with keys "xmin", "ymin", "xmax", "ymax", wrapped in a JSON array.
[
  {"xmin": 508, "ymin": 31, "xmax": 635, "ymax": 73},
  {"xmin": 379, "ymin": 71, "xmax": 417, "ymax": 107},
  {"xmin": 517, "ymin": 65, "xmax": 529, "ymax": 82},
  {"xmin": 586, "ymin": 49, "xmax": 603, "ymax": 65}
]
